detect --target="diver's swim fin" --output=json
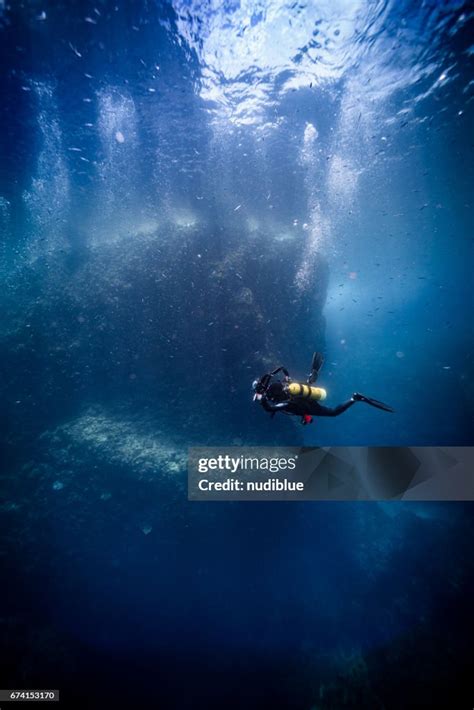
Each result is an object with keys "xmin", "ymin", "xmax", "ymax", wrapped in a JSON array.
[
  {"xmin": 308, "ymin": 351, "xmax": 324, "ymax": 384},
  {"xmin": 353, "ymin": 393, "xmax": 394, "ymax": 413}
]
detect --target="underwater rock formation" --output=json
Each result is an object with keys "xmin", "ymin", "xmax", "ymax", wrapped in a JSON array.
[{"xmin": 2, "ymin": 218, "xmax": 328, "ymax": 451}]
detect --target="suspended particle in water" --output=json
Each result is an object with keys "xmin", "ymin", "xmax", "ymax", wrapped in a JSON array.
[
  {"xmin": 115, "ymin": 131, "xmax": 125, "ymax": 143},
  {"xmin": 396, "ymin": 351, "xmax": 405, "ymax": 359},
  {"xmin": 69, "ymin": 42, "xmax": 82, "ymax": 57},
  {"xmin": 52, "ymin": 481, "xmax": 64, "ymax": 491},
  {"xmin": 348, "ymin": 272, "xmax": 357, "ymax": 279}
]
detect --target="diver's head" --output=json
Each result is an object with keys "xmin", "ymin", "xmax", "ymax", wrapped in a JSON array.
[
  {"xmin": 252, "ymin": 377, "xmax": 267, "ymax": 395},
  {"xmin": 252, "ymin": 377, "xmax": 267, "ymax": 401}
]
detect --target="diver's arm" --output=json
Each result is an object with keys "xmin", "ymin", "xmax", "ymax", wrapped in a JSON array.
[
  {"xmin": 269, "ymin": 366, "xmax": 290, "ymax": 378},
  {"xmin": 261, "ymin": 397, "xmax": 291, "ymax": 412}
]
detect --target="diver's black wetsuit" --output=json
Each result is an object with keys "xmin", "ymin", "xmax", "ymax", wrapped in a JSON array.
[
  {"xmin": 261, "ymin": 381, "xmax": 355, "ymax": 418},
  {"xmin": 253, "ymin": 354, "xmax": 394, "ymax": 424}
]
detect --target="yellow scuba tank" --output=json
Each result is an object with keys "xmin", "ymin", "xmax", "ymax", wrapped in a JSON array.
[{"xmin": 286, "ymin": 382, "xmax": 327, "ymax": 401}]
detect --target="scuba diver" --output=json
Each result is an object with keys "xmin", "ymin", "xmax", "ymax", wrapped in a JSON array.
[{"xmin": 252, "ymin": 352, "xmax": 394, "ymax": 425}]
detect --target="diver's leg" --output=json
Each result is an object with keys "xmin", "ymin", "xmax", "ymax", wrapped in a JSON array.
[{"xmin": 310, "ymin": 399, "xmax": 355, "ymax": 417}]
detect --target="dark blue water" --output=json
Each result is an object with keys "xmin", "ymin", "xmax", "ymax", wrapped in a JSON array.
[{"xmin": 1, "ymin": 2, "xmax": 473, "ymax": 708}]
